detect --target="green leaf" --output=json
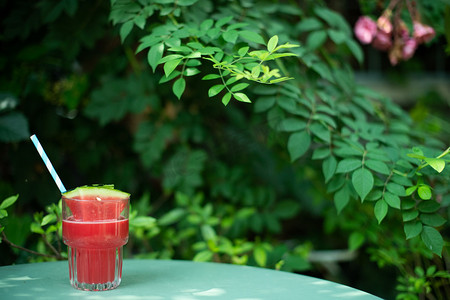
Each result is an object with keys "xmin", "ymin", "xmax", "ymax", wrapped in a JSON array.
[
  {"xmin": 287, "ymin": 131, "xmax": 311, "ymax": 162},
  {"xmin": 159, "ymin": 70, "xmax": 180, "ymax": 84},
  {"xmin": 407, "ymin": 147, "xmax": 425, "ymax": 159},
  {"xmin": 418, "ymin": 185, "xmax": 432, "ymax": 200},
  {"xmin": 239, "ymin": 30, "xmax": 265, "ymax": 44},
  {"xmin": 173, "ymin": 77, "xmax": 186, "ymax": 100},
  {"xmin": 374, "ymin": 199, "xmax": 388, "ymax": 224},
  {"xmin": 184, "ymin": 68, "xmax": 201, "ymax": 76},
  {"xmin": 309, "ymin": 122, "xmax": 330, "ymax": 142},
  {"xmin": 200, "ymin": 19, "xmax": 214, "ymax": 32},
  {"xmin": 251, "ymin": 65, "xmax": 261, "ymax": 78},
  {"xmin": 30, "ymin": 222, "xmax": 45, "ymax": 234},
  {"xmin": 137, "ymin": 35, "xmax": 162, "ymax": 53},
  {"xmin": 120, "ymin": 20, "xmax": 134, "ymax": 43},
  {"xmin": 158, "ymin": 208, "xmax": 185, "ymax": 226},
  {"xmin": 402, "ymin": 199, "xmax": 416, "ymax": 210},
  {"xmin": 328, "ymin": 29, "xmax": 347, "ymax": 44},
  {"xmin": 130, "ymin": 216, "xmax": 157, "ymax": 228},
  {"xmin": 223, "ymin": 30, "xmax": 239, "ymax": 43},
  {"xmin": 366, "ymin": 189, "xmax": 383, "ymax": 201},
  {"xmin": 421, "ymin": 226, "xmax": 443, "ymax": 256},
  {"xmin": 365, "ymin": 159, "xmax": 390, "ymax": 175},
  {"xmin": 383, "ymin": 192, "xmax": 400, "ymax": 209},
  {"xmin": 254, "ymin": 246, "xmax": 267, "ymax": 267},
  {"xmin": 334, "ymin": 146, "xmax": 364, "ymax": 157},
  {"xmin": 403, "ymin": 209, "xmax": 419, "ymax": 222},
  {"xmin": 306, "ymin": 30, "xmax": 327, "ymax": 50},
  {"xmin": 164, "ymin": 59, "xmax": 182, "ymax": 77},
  {"xmin": 352, "ymin": 168, "xmax": 374, "ymax": 201},
  {"xmin": 336, "ymin": 158, "xmax": 362, "ymax": 173},
  {"xmin": 267, "ymin": 35, "xmax": 278, "ymax": 52},
  {"xmin": 134, "ymin": 15, "xmax": 146, "ymax": 29},
  {"xmin": 312, "ymin": 147, "xmax": 330, "ymax": 159},
  {"xmin": 276, "ymin": 118, "xmax": 307, "ymax": 132},
  {"xmin": 334, "ymin": 184, "xmax": 350, "ymax": 214},
  {"xmin": 148, "ymin": 43, "xmax": 165, "ymax": 72},
  {"xmin": 202, "ymin": 74, "xmax": 221, "ymax": 80},
  {"xmin": 208, "ymin": 85, "xmax": 225, "ymax": 97},
  {"xmin": 41, "ymin": 214, "xmax": 57, "ymax": 226},
  {"xmin": 226, "ymin": 77, "xmax": 238, "ymax": 85},
  {"xmin": 345, "ymin": 39, "xmax": 363, "ymax": 64},
  {"xmin": 254, "ymin": 97, "xmax": 275, "ymax": 113},
  {"xmin": 0, "ymin": 209, "xmax": 7, "ymax": 218},
  {"xmin": 424, "ymin": 158, "xmax": 445, "ymax": 173},
  {"xmin": 177, "ymin": 0, "xmax": 199, "ymax": 6},
  {"xmin": 425, "ymin": 266, "xmax": 436, "ymax": 277},
  {"xmin": 322, "ymin": 155, "xmax": 337, "ymax": 183},
  {"xmin": 420, "ymin": 213, "xmax": 446, "ymax": 227},
  {"xmin": 418, "ymin": 201, "xmax": 440, "ymax": 213},
  {"xmin": 348, "ymin": 232, "xmax": 365, "ymax": 250},
  {"xmin": 0, "ymin": 194, "xmax": 18, "ymax": 210},
  {"xmin": 231, "ymin": 83, "xmax": 249, "ymax": 92},
  {"xmin": 222, "ymin": 92, "xmax": 232, "ymax": 106},
  {"xmin": 193, "ymin": 250, "xmax": 213, "ymax": 262},
  {"xmin": 404, "ymin": 221, "xmax": 423, "ymax": 239},
  {"xmin": 216, "ymin": 16, "xmax": 234, "ymax": 28},
  {"xmin": 201, "ymin": 224, "xmax": 217, "ymax": 242},
  {"xmin": 315, "ymin": 7, "xmax": 349, "ymax": 32},
  {"xmin": 227, "ymin": 22, "xmax": 249, "ymax": 31},
  {"xmin": 207, "ymin": 27, "xmax": 221, "ymax": 39},
  {"xmin": 405, "ymin": 186, "xmax": 417, "ymax": 196},
  {"xmin": 297, "ymin": 18, "xmax": 323, "ymax": 32},
  {"xmin": 311, "ymin": 63, "xmax": 333, "ymax": 83},
  {"xmin": 327, "ymin": 176, "xmax": 346, "ymax": 193},
  {"xmin": 158, "ymin": 54, "xmax": 184, "ymax": 64},
  {"xmin": 238, "ymin": 46, "xmax": 249, "ymax": 56},
  {"xmin": 234, "ymin": 93, "xmax": 251, "ymax": 103},
  {"xmin": 386, "ymin": 183, "xmax": 406, "ymax": 196}
]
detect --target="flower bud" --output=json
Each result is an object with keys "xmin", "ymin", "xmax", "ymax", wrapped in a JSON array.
[
  {"xmin": 377, "ymin": 16, "xmax": 392, "ymax": 35},
  {"xmin": 402, "ymin": 38, "xmax": 418, "ymax": 60},
  {"xmin": 413, "ymin": 22, "xmax": 435, "ymax": 44},
  {"xmin": 354, "ymin": 16, "xmax": 377, "ymax": 44},
  {"xmin": 372, "ymin": 31, "xmax": 392, "ymax": 51}
]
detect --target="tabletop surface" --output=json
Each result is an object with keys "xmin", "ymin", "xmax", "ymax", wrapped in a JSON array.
[{"xmin": 0, "ymin": 259, "xmax": 382, "ymax": 300}]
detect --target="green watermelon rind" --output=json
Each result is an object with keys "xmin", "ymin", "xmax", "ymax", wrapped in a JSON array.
[{"xmin": 62, "ymin": 185, "xmax": 130, "ymax": 199}]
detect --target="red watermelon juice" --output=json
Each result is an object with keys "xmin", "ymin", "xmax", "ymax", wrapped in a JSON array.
[{"xmin": 62, "ymin": 186, "xmax": 130, "ymax": 291}]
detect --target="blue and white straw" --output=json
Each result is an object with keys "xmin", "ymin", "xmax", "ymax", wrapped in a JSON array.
[{"xmin": 30, "ymin": 134, "xmax": 67, "ymax": 193}]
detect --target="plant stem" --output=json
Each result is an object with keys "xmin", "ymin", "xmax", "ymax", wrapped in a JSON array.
[
  {"xmin": 1, "ymin": 231, "xmax": 64, "ymax": 260},
  {"xmin": 41, "ymin": 234, "xmax": 64, "ymax": 260},
  {"xmin": 417, "ymin": 147, "xmax": 450, "ymax": 171}
]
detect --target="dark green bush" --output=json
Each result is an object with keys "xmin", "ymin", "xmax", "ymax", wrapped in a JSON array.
[{"xmin": 1, "ymin": 0, "xmax": 449, "ymax": 299}]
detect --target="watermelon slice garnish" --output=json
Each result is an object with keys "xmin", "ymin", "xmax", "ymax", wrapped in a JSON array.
[{"xmin": 63, "ymin": 185, "xmax": 130, "ymax": 221}]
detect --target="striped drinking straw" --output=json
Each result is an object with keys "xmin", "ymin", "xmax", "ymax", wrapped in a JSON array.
[{"xmin": 30, "ymin": 134, "xmax": 67, "ymax": 193}]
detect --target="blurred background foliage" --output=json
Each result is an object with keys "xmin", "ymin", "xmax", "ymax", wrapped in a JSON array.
[{"xmin": 0, "ymin": 0, "xmax": 449, "ymax": 299}]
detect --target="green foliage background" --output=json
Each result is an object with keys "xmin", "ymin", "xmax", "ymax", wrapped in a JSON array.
[{"xmin": 1, "ymin": 0, "xmax": 450, "ymax": 299}]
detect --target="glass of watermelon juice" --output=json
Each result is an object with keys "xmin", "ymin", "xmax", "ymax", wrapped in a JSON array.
[{"xmin": 62, "ymin": 185, "xmax": 130, "ymax": 291}]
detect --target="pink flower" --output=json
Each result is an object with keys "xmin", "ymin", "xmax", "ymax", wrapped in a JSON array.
[
  {"xmin": 402, "ymin": 38, "xmax": 418, "ymax": 60},
  {"xmin": 354, "ymin": 16, "xmax": 377, "ymax": 44},
  {"xmin": 372, "ymin": 31, "xmax": 392, "ymax": 51},
  {"xmin": 413, "ymin": 22, "xmax": 435, "ymax": 44},
  {"xmin": 377, "ymin": 16, "xmax": 393, "ymax": 35}
]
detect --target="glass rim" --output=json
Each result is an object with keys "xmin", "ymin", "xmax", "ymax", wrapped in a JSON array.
[{"xmin": 62, "ymin": 195, "xmax": 130, "ymax": 202}]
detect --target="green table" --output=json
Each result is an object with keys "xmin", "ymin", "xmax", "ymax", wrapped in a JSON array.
[{"xmin": 0, "ymin": 259, "xmax": 382, "ymax": 299}]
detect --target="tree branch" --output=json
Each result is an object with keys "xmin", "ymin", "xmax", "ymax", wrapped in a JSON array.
[{"xmin": 1, "ymin": 231, "xmax": 65, "ymax": 260}]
